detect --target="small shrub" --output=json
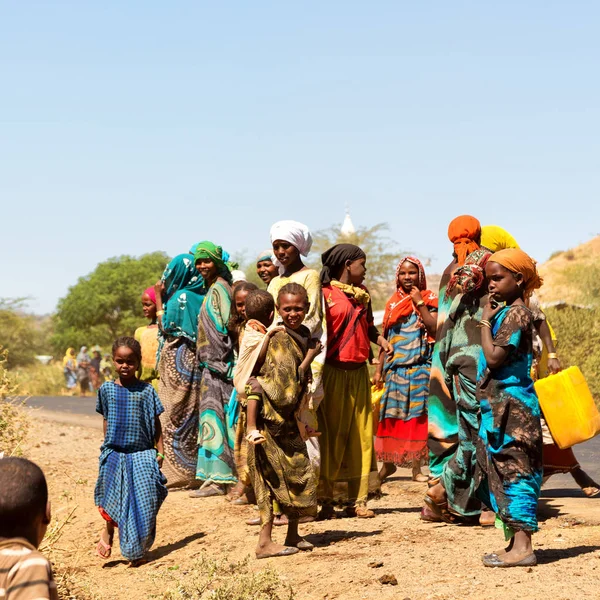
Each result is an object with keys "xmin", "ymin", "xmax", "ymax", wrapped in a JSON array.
[
  {"xmin": 545, "ymin": 307, "xmax": 600, "ymax": 403},
  {"xmin": 0, "ymin": 349, "xmax": 28, "ymax": 455},
  {"xmin": 548, "ymin": 250, "xmax": 564, "ymax": 260},
  {"xmin": 15, "ymin": 362, "xmax": 66, "ymax": 396},
  {"xmin": 154, "ymin": 554, "xmax": 295, "ymax": 600}
]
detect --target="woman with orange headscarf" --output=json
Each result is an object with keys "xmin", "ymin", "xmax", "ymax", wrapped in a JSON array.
[
  {"xmin": 374, "ymin": 257, "xmax": 438, "ymax": 483},
  {"xmin": 427, "ymin": 216, "xmax": 481, "ymax": 504}
]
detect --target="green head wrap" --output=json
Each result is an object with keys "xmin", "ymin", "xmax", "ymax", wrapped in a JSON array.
[{"xmin": 194, "ymin": 241, "xmax": 232, "ymax": 283}]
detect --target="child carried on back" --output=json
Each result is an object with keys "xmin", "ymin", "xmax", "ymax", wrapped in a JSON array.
[{"xmin": 236, "ymin": 284, "xmax": 320, "ymax": 559}]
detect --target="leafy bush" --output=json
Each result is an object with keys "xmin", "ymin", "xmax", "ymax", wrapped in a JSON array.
[
  {"xmin": 0, "ymin": 300, "xmax": 51, "ymax": 368},
  {"xmin": 545, "ymin": 307, "xmax": 600, "ymax": 400}
]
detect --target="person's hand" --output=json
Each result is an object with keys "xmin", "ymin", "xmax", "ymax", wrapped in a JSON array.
[
  {"xmin": 372, "ymin": 370, "xmax": 384, "ymax": 390},
  {"xmin": 381, "ymin": 338, "xmax": 394, "ymax": 358},
  {"xmin": 154, "ymin": 280, "xmax": 164, "ymax": 297},
  {"xmin": 482, "ymin": 299, "xmax": 502, "ymax": 322},
  {"xmin": 410, "ymin": 287, "xmax": 423, "ymax": 306},
  {"xmin": 547, "ymin": 357, "xmax": 562, "ymax": 374},
  {"xmin": 157, "ymin": 454, "xmax": 164, "ymax": 469}
]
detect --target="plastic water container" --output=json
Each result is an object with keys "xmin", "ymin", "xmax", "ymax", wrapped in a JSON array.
[{"xmin": 534, "ymin": 366, "xmax": 600, "ymax": 449}]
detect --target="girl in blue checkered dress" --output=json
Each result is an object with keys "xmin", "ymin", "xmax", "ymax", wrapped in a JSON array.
[{"xmin": 94, "ymin": 337, "xmax": 168, "ymax": 565}]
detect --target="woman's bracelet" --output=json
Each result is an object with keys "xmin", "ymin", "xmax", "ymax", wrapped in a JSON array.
[
  {"xmin": 156, "ymin": 310, "xmax": 164, "ymax": 316},
  {"xmin": 416, "ymin": 300, "xmax": 425, "ymax": 308},
  {"xmin": 547, "ymin": 352, "xmax": 559, "ymax": 359},
  {"xmin": 157, "ymin": 452, "xmax": 165, "ymax": 460},
  {"xmin": 479, "ymin": 320, "xmax": 492, "ymax": 329}
]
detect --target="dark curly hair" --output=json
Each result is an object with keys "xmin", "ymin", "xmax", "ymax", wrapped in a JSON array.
[
  {"xmin": 277, "ymin": 282, "xmax": 309, "ymax": 305},
  {"xmin": 112, "ymin": 336, "xmax": 142, "ymax": 364}
]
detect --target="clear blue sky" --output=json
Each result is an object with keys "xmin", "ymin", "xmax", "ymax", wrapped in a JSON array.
[{"xmin": 3, "ymin": 1, "xmax": 599, "ymax": 314}]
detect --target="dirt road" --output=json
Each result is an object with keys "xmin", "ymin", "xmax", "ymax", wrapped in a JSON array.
[{"xmin": 24, "ymin": 410, "xmax": 600, "ymax": 600}]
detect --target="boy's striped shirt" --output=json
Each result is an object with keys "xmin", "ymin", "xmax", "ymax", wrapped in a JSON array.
[{"xmin": 0, "ymin": 538, "xmax": 58, "ymax": 600}]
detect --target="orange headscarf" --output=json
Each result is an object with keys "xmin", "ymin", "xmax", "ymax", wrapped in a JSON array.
[
  {"xmin": 448, "ymin": 215, "xmax": 481, "ymax": 266},
  {"xmin": 382, "ymin": 256, "xmax": 437, "ymax": 341},
  {"xmin": 488, "ymin": 248, "xmax": 543, "ymax": 300}
]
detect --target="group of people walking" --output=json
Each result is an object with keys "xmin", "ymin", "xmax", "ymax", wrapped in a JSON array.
[
  {"xmin": 62, "ymin": 346, "xmax": 111, "ymax": 395},
  {"xmin": 93, "ymin": 216, "xmax": 598, "ymax": 567}
]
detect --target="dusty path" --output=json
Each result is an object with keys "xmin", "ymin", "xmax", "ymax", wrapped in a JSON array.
[{"xmin": 25, "ymin": 412, "xmax": 600, "ymax": 600}]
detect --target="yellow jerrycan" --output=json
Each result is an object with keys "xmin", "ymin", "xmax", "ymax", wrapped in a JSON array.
[{"xmin": 534, "ymin": 366, "xmax": 600, "ymax": 449}]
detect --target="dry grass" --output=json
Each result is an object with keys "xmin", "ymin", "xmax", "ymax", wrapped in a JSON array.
[
  {"xmin": 152, "ymin": 554, "xmax": 295, "ymax": 600},
  {"xmin": 15, "ymin": 362, "xmax": 66, "ymax": 396},
  {"xmin": 0, "ymin": 348, "xmax": 29, "ymax": 455}
]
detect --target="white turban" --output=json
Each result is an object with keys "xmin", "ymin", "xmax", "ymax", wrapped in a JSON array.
[{"xmin": 269, "ymin": 220, "xmax": 313, "ymax": 274}]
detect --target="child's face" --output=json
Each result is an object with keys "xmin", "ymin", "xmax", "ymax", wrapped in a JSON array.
[
  {"xmin": 277, "ymin": 293, "xmax": 308, "ymax": 330},
  {"xmin": 346, "ymin": 257, "xmax": 367, "ymax": 286},
  {"xmin": 113, "ymin": 346, "xmax": 139, "ymax": 381},
  {"xmin": 485, "ymin": 262, "xmax": 522, "ymax": 303},
  {"xmin": 397, "ymin": 261, "xmax": 420, "ymax": 293},
  {"xmin": 196, "ymin": 259, "xmax": 218, "ymax": 282},
  {"xmin": 235, "ymin": 289, "xmax": 250, "ymax": 319},
  {"xmin": 141, "ymin": 293, "xmax": 157, "ymax": 320},
  {"xmin": 272, "ymin": 240, "xmax": 299, "ymax": 270},
  {"xmin": 257, "ymin": 259, "xmax": 278, "ymax": 285}
]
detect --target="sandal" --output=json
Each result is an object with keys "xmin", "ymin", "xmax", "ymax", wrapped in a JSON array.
[
  {"xmin": 346, "ymin": 505, "xmax": 375, "ymax": 519},
  {"xmin": 423, "ymin": 494, "xmax": 458, "ymax": 524},
  {"xmin": 582, "ymin": 486, "xmax": 600, "ymax": 498},
  {"xmin": 246, "ymin": 430, "xmax": 266, "ymax": 445},
  {"xmin": 96, "ymin": 537, "xmax": 112, "ymax": 559}
]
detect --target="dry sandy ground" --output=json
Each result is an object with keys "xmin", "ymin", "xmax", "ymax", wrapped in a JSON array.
[{"xmin": 25, "ymin": 413, "xmax": 600, "ymax": 600}]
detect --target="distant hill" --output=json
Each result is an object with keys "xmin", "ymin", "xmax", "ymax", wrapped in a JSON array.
[{"xmin": 537, "ymin": 236, "xmax": 600, "ymax": 306}]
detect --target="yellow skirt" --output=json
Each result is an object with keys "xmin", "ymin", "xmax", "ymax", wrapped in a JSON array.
[{"xmin": 317, "ymin": 363, "xmax": 381, "ymax": 506}]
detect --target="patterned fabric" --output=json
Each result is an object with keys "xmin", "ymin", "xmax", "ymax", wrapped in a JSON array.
[
  {"xmin": 428, "ymin": 249, "xmax": 492, "ymax": 517},
  {"xmin": 247, "ymin": 330, "xmax": 317, "ymax": 526},
  {"xmin": 476, "ymin": 305, "xmax": 543, "ymax": 534},
  {"xmin": 159, "ymin": 254, "xmax": 206, "ymax": 345},
  {"xmin": 134, "ymin": 324, "xmax": 160, "ymax": 390},
  {"xmin": 379, "ymin": 315, "xmax": 434, "ymax": 421},
  {"xmin": 157, "ymin": 337, "xmax": 202, "ymax": 488},
  {"xmin": 318, "ymin": 364, "xmax": 381, "ymax": 506},
  {"xmin": 427, "ymin": 261, "xmax": 458, "ymax": 478},
  {"xmin": 195, "ymin": 278, "xmax": 237, "ymax": 484},
  {"xmin": 375, "ymin": 307, "xmax": 434, "ymax": 466},
  {"xmin": 94, "ymin": 381, "xmax": 168, "ymax": 561},
  {"xmin": 0, "ymin": 538, "xmax": 59, "ymax": 600},
  {"xmin": 268, "ymin": 269, "xmax": 326, "ymax": 397},
  {"xmin": 323, "ymin": 284, "xmax": 373, "ymax": 364},
  {"xmin": 383, "ymin": 256, "xmax": 437, "ymax": 342}
]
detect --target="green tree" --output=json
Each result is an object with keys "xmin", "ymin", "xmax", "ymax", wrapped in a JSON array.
[
  {"xmin": 51, "ymin": 252, "xmax": 170, "ymax": 353},
  {"xmin": 310, "ymin": 222, "xmax": 409, "ymax": 309},
  {"xmin": 0, "ymin": 299, "xmax": 41, "ymax": 368}
]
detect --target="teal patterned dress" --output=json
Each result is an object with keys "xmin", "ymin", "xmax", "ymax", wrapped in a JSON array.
[
  {"xmin": 195, "ymin": 277, "xmax": 237, "ymax": 485},
  {"xmin": 475, "ymin": 305, "xmax": 543, "ymax": 534}
]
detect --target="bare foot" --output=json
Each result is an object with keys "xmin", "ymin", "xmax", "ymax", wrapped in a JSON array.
[
  {"xmin": 479, "ymin": 510, "xmax": 496, "ymax": 527},
  {"xmin": 378, "ymin": 463, "xmax": 397, "ymax": 482}
]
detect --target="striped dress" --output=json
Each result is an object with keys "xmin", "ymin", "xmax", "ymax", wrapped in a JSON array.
[{"xmin": 375, "ymin": 314, "xmax": 432, "ymax": 466}]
